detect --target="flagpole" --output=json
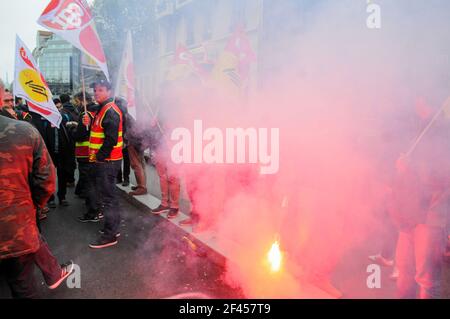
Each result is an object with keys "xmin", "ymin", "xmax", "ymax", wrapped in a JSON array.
[
  {"xmin": 81, "ymin": 63, "xmax": 88, "ymax": 130},
  {"xmin": 405, "ymin": 96, "xmax": 450, "ymax": 157}
]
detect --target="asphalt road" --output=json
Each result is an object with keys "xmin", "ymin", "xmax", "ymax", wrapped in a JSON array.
[
  {"xmin": 1, "ymin": 184, "xmax": 448, "ymax": 299},
  {"xmin": 0, "ymin": 186, "xmax": 244, "ymax": 299}
]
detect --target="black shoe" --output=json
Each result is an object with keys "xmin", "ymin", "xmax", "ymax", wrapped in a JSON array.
[
  {"xmin": 48, "ymin": 201, "xmax": 56, "ymax": 209},
  {"xmin": 151, "ymin": 205, "xmax": 170, "ymax": 215},
  {"xmin": 122, "ymin": 180, "xmax": 130, "ymax": 187},
  {"xmin": 59, "ymin": 199, "xmax": 69, "ymax": 207},
  {"xmin": 48, "ymin": 261, "xmax": 74, "ymax": 289},
  {"xmin": 67, "ymin": 182, "xmax": 75, "ymax": 188},
  {"xmin": 78, "ymin": 215, "xmax": 100, "ymax": 223},
  {"xmin": 99, "ymin": 230, "xmax": 121, "ymax": 238},
  {"xmin": 131, "ymin": 186, "xmax": 139, "ymax": 191},
  {"xmin": 167, "ymin": 208, "xmax": 179, "ymax": 219},
  {"xmin": 89, "ymin": 237, "xmax": 118, "ymax": 249}
]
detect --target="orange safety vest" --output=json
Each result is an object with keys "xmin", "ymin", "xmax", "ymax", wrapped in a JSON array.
[
  {"xmin": 89, "ymin": 102, "xmax": 123, "ymax": 162},
  {"xmin": 75, "ymin": 111, "xmax": 96, "ymax": 159}
]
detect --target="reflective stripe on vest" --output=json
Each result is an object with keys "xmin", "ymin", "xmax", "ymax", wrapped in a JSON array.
[
  {"xmin": 88, "ymin": 103, "xmax": 123, "ymax": 161},
  {"xmin": 75, "ymin": 111, "xmax": 96, "ymax": 159}
]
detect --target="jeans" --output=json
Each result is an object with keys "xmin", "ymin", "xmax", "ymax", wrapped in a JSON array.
[
  {"xmin": 396, "ymin": 224, "xmax": 446, "ymax": 299},
  {"xmin": 155, "ymin": 154, "xmax": 180, "ymax": 209},
  {"xmin": 93, "ymin": 161, "xmax": 121, "ymax": 240},
  {"xmin": 129, "ymin": 144, "xmax": 147, "ymax": 189},
  {"xmin": 381, "ymin": 212, "xmax": 399, "ymax": 260},
  {"xmin": 33, "ymin": 236, "xmax": 62, "ymax": 286}
]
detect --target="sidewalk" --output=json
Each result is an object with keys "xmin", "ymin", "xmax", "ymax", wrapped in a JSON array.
[{"xmin": 118, "ymin": 163, "xmax": 335, "ymax": 299}]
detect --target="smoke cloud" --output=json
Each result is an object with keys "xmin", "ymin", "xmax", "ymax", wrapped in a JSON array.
[{"xmin": 105, "ymin": 0, "xmax": 450, "ymax": 298}]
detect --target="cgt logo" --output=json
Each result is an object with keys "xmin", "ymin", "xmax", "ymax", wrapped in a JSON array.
[
  {"xmin": 44, "ymin": 0, "xmax": 90, "ymax": 30},
  {"xmin": 366, "ymin": 0, "xmax": 381, "ymax": 29}
]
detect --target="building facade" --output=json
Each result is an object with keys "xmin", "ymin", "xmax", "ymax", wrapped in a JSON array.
[
  {"xmin": 144, "ymin": 0, "xmax": 263, "ymax": 100},
  {"xmin": 141, "ymin": 0, "xmax": 312, "ymax": 101},
  {"xmin": 34, "ymin": 31, "xmax": 81, "ymax": 95}
]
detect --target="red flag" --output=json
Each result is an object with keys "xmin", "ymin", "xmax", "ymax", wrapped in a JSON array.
[
  {"xmin": 225, "ymin": 27, "xmax": 256, "ymax": 79},
  {"xmin": 38, "ymin": 0, "xmax": 109, "ymax": 80},
  {"xmin": 211, "ymin": 28, "xmax": 256, "ymax": 96},
  {"xmin": 166, "ymin": 45, "xmax": 205, "ymax": 82}
]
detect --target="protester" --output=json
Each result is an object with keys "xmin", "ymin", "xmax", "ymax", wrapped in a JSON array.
[
  {"xmin": 0, "ymin": 95, "xmax": 74, "ymax": 298},
  {"xmin": 70, "ymin": 92, "xmax": 99, "ymax": 200},
  {"xmin": 72, "ymin": 91, "xmax": 104, "ymax": 223},
  {"xmin": 115, "ymin": 97, "xmax": 130, "ymax": 187},
  {"xmin": 59, "ymin": 94, "xmax": 78, "ymax": 187},
  {"xmin": 82, "ymin": 79, "xmax": 123, "ymax": 248},
  {"xmin": 0, "ymin": 92, "xmax": 30, "ymax": 122},
  {"xmin": 388, "ymin": 118, "xmax": 450, "ymax": 299}
]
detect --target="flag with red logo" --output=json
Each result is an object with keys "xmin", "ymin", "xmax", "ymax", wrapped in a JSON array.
[
  {"xmin": 211, "ymin": 27, "xmax": 256, "ymax": 95},
  {"xmin": 14, "ymin": 35, "xmax": 61, "ymax": 127},
  {"xmin": 115, "ymin": 31, "xmax": 136, "ymax": 120},
  {"xmin": 166, "ymin": 45, "xmax": 205, "ymax": 83},
  {"xmin": 38, "ymin": 0, "xmax": 109, "ymax": 81}
]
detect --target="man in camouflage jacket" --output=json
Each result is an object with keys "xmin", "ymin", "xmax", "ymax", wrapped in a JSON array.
[{"xmin": 0, "ymin": 112, "xmax": 63, "ymax": 298}]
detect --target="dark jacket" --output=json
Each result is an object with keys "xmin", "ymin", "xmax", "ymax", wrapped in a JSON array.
[
  {"xmin": 72, "ymin": 102, "xmax": 99, "ymax": 142},
  {"xmin": 61, "ymin": 102, "xmax": 79, "ymax": 125},
  {"xmin": 0, "ymin": 116, "xmax": 56, "ymax": 259},
  {"xmin": 94, "ymin": 98, "xmax": 122, "ymax": 162},
  {"xmin": 29, "ymin": 111, "xmax": 75, "ymax": 170},
  {"xmin": 71, "ymin": 102, "xmax": 99, "ymax": 162},
  {"xmin": 1, "ymin": 107, "xmax": 32, "ymax": 123},
  {"xmin": 0, "ymin": 108, "xmax": 17, "ymax": 120}
]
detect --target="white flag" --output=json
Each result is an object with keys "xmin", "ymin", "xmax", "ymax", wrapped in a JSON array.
[
  {"xmin": 81, "ymin": 53, "xmax": 101, "ymax": 71},
  {"xmin": 14, "ymin": 35, "xmax": 61, "ymax": 128},
  {"xmin": 38, "ymin": 0, "xmax": 110, "ymax": 81},
  {"xmin": 115, "ymin": 31, "xmax": 136, "ymax": 120}
]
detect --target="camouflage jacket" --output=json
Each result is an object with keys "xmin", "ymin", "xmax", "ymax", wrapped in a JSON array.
[{"xmin": 0, "ymin": 116, "xmax": 56, "ymax": 260}]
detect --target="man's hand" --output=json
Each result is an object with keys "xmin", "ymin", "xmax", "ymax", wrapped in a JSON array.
[{"xmin": 82, "ymin": 114, "xmax": 91, "ymax": 127}]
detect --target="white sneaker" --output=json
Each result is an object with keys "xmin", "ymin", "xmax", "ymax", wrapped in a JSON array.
[{"xmin": 368, "ymin": 254, "xmax": 394, "ymax": 267}]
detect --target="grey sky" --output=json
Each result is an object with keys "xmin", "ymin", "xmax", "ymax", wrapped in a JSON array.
[
  {"xmin": 0, "ymin": 0, "xmax": 49, "ymax": 84},
  {"xmin": 0, "ymin": 0, "xmax": 94, "ymax": 85}
]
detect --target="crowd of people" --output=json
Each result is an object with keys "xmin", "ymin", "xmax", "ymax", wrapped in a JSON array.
[{"xmin": 1, "ymin": 76, "xmax": 450, "ymax": 299}]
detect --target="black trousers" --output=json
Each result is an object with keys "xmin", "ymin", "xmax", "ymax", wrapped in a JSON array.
[
  {"xmin": 117, "ymin": 147, "xmax": 130, "ymax": 182},
  {"xmin": 75, "ymin": 161, "xmax": 91, "ymax": 197},
  {"xmin": 88, "ymin": 161, "xmax": 122, "ymax": 239}
]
